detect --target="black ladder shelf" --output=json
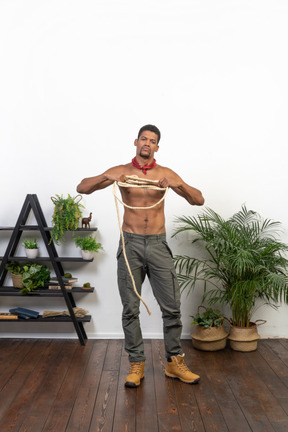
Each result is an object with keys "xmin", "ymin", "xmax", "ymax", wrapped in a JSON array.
[{"xmin": 0, "ymin": 194, "xmax": 96, "ymax": 345}]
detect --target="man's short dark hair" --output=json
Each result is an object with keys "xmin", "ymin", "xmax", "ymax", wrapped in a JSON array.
[{"xmin": 138, "ymin": 124, "xmax": 161, "ymax": 143}]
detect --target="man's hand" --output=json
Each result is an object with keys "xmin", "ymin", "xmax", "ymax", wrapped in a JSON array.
[
  {"xmin": 118, "ymin": 174, "xmax": 127, "ymax": 183},
  {"xmin": 106, "ymin": 174, "xmax": 127, "ymax": 183},
  {"xmin": 158, "ymin": 177, "xmax": 180, "ymax": 189},
  {"xmin": 158, "ymin": 174, "xmax": 204, "ymax": 206}
]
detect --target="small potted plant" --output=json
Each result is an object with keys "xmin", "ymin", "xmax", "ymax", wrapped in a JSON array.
[
  {"xmin": 23, "ymin": 239, "xmax": 39, "ymax": 259},
  {"xmin": 191, "ymin": 306, "xmax": 228, "ymax": 351},
  {"xmin": 5, "ymin": 261, "xmax": 25, "ymax": 288},
  {"xmin": 74, "ymin": 235, "xmax": 103, "ymax": 260},
  {"xmin": 5, "ymin": 261, "xmax": 50, "ymax": 294}
]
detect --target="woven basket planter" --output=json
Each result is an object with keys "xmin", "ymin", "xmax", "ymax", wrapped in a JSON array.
[
  {"xmin": 228, "ymin": 321, "xmax": 265, "ymax": 352},
  {"xmin": 191, "ymin": 324, "xmax": 228, "ymax": 351},
  {"xmin": 11, "ymin": 273, "xmax": 23, "ymax": 289}
]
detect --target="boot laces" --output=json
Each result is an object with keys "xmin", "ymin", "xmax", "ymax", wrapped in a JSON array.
[
  {"xmin": 177, "ymin": 357, "xmax": 190, "ymax": 372},
  {"xmin": 129, "ymin": 362, "xmax": 143, "ymax": 375}
]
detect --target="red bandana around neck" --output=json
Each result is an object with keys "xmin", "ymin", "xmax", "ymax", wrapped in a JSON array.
[{"xmin": 131, "ymin": 157, "xmax": 157, "ymax": 175}]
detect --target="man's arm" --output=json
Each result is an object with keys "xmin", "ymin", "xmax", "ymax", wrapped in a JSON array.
[
  {"xmin": 158, "ymin": 170, "xmax": 204, "ymax": 206},
  {"xmin": 77, "ymin": 166, "xmax": 126, "ymax": 195}
]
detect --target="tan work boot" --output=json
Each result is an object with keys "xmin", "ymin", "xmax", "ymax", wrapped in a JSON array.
[
  {"xmin": 165, "ymin": 354, "xmax": 200, "ymax": 384},
  {"xmin": 125, "ymin": 361, "xmax": 145, "ymax": 388}
]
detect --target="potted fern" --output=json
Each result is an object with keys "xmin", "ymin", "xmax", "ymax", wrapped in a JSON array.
[
  {"xmin": 50, "ymin": 194, "xmax": 84, "ymax": 245},
  {"xmin": 74, "ymin": 235, "xmax": 103, "ymax": 260},
  {"xmin": 173, "ymin": 205, "xmax": 288, "ymax": 351}
]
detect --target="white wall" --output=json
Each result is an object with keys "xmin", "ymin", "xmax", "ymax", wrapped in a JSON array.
[{"xmin": 0, "ymin": 0, "xmax": 288, "ymax": 340}]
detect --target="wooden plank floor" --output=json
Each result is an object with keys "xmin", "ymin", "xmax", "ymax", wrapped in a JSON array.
[{"xmin": 1, "ymin": 339, "xmax": 288, "ymax": 431}]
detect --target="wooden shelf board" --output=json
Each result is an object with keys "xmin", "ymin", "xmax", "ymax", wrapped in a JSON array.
[
  {"xmin": 0, "ymin": 315, "xmax": 91, "ymax": 322},
  {"xmin": 0, "ymin": 226, "xmax": 97, "ymax": 231},
  {"xmin": 1, "ymin": 257, "xmax": 94, "ymax": 263},
  {"xmin": 0, "ymin": 286, "xmax": 94, "ymax": 296}
]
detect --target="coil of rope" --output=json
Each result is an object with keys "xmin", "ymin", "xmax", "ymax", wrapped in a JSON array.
[{"xmin": 113, "ymin": 175, "xmax": 169, "ymax": 315}]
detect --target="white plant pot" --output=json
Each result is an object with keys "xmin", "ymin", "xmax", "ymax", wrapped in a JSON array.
[
  {"xmin": 25, "ymin": 248, "xmax": 39, "ymax": 259},
  {"xmin": 81, "ymin": 250, "xmax": 94, "ymax": 260}
]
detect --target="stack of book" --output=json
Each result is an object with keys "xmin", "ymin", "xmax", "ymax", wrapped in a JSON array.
[
  {"xmin": 9, "ymin": 307, "xmax": 39, "ymax": 319},
  {"xmin": 48, "ymin": 276, "xmax": 78, "ymax": 290},
  {"xmin": 0, "ymin": 312, "xmax": 18, "ymax": 320}
]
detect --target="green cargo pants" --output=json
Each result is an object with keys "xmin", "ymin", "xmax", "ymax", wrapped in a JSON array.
[{"xmin": 117, "ymin": 231, "xmax": 183, "ymax": 362}]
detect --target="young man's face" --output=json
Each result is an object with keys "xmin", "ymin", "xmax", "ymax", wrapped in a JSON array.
[{"xmin": 134, "ymin": 130, "xmax": 159, "ymax": 159}]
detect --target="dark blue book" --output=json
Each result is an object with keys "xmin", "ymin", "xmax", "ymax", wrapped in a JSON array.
[{"xmin": 9, "ymin": 307, "xmax": 39, "ymax": 319}]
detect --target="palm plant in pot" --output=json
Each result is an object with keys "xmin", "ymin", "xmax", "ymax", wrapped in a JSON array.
[
  {"xmin": 173, "ymin": 205, "xmax": 288, "ymax": 352},
  {"xmin": 74, "ymin": 235, "xmax": 103, "ymax": 260}
]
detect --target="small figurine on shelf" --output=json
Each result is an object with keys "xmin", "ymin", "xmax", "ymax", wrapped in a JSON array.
[{"xmin": 82, "ymin": 212, "xmax": 92, "ymax": 229}]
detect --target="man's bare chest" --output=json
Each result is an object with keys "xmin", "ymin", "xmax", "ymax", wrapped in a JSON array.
[{"xmin": 120, "ymin": 185, "xmax": 164, "ymax": 203}]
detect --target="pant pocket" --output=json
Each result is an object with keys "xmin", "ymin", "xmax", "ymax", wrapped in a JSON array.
[
  {"xmin": 162, "ymin": 240, "xmax": 174, "ymax": 258},
  {"xmin": 116, "ymin": 238, "xmax": 129, "ymax": 259}
]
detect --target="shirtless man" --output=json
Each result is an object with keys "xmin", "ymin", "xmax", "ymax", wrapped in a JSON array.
[{"xmin": 77, "ymin": 124, "xmax": 204, "ymax": 387}]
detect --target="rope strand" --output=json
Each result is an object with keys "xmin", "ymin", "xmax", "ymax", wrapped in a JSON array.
[{"xmin": 113, "ymin": 175, "xmax": 169, "ymax": 315}]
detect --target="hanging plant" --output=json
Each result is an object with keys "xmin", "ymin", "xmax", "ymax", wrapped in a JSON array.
[{"xmin": 50, "ymin": 194, "xmax": 84, "ymax": 245}]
